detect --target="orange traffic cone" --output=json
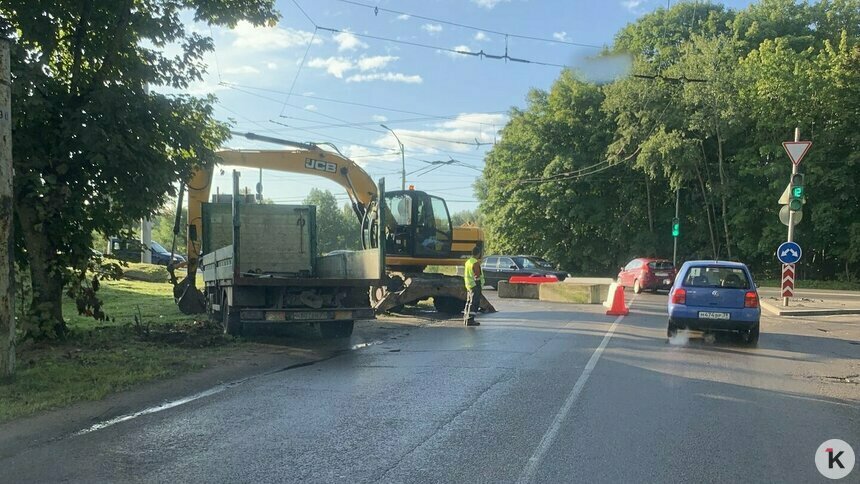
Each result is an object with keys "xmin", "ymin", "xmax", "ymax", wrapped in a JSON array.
[{"xmin": 605, "ymin": 283, "xmax": 629, "ymax": 316}]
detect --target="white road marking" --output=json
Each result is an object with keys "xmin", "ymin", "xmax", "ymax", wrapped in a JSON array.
[{"xmin": 516, "ymin": 300, "xmax": 633, "ymax": 483}]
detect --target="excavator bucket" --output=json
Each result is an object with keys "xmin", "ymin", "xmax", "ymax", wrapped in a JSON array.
[
  {"xmin": 173, "ymin": 273, "xmax": 206, "ymax": 315},
  {"xmin": 372, "ymin": 273, "xmax": 496, "ymax": 316}
]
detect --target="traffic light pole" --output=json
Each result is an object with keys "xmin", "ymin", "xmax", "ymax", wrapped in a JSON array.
[
  {"xmin": 673, "ymin": 187, "xmax": 680, "ymax": 267},
  {"xmin": 784, "ymin": 128, "xmax": 799, "ymax": 306}
]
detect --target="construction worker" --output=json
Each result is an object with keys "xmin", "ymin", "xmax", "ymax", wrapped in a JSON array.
[{"xmin": 463, "ymin": 245, "xmax": 484, "ymax": 326}]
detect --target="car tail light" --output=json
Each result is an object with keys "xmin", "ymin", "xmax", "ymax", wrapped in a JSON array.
[
  {"xmin": 744, "ymin": 291, "xmax": 759, "ymax": 308},
  {"xmin": 671, "ymin": 288, "xmax": 686, "ymax": 305}
]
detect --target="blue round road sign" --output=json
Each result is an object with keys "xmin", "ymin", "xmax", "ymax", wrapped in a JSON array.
[{"xmin": 777, "ymin": 241, "xmax": 802, "ymax": 264}]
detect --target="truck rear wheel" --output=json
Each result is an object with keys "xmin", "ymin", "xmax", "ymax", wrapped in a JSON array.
[
  {"xmin": 320, "ymin": 321, "xmax": 354, "ymax": 338},
  {"xmin": 433, "ymin": 296, "xmax": 465, "ymax": 315}
]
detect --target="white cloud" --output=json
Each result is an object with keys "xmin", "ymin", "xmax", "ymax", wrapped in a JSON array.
[
  {"xmin": 372, "ymin": 115, "xmax": 388, "ymax": 122},
  {"xmin": 357, "ymin": 55, "xmax": 398, "ymax": 71},
  {"xmin": 229, "ymin": 21, "xmax": 320, "ymax": 51},
  {"xmin": 396, "ymin": 14, "xmax": 410, "ymax": 20},
  {"xmin": 346, "ymin": 72, "xmax": 423, "ymax": 84},
  {"xmin": 445, "ymin": 45, "xmax": 473, "ymax": 59},
  {"xmin": 368, "ymin": 112, "xmax": 507, "ymax": 154},
  {"xmin": 266, "ymin": 62, "xmax": 278, "ymax": 70},
  {"xmin": 421, "ymin": 23, "xmax": 443, "ymax": 34},
  {"xmin": 553, "ymin": 31, "xmax": 568, "ymax": 41},
  {"xmin": 307, "ymin": 57, "xmax": 355, "ymax": 78},
  {"xmin": 471, "ymin": 0, "xmax": 510, "ymax": 9},
  {"xmin": 474, "ymin": 32, "xmax": 490, "ymax": 42},
  {"xmin": 223, "ymin": 65, "xmax": 260, "ymax": 75},
  {"xmin": 333, "ymin": 31, "xmax": 368, "ymax": 52},
  {"xmin": 304, "ymin": 104, "xmax": 318, "ymax": 111},
  {"xmin": 622, "ymin": 0, "xmax": 645, "ymax": 11}
]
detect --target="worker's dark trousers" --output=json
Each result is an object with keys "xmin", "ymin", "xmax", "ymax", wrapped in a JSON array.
[{"xmin": 463, "ymin": 285, "xmax": 481, "ymax": 324}]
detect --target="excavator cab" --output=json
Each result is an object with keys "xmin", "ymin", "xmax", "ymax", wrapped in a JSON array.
[{"xmin": 382, "ymin": 190, "xmax": 453, "ymax": 260}]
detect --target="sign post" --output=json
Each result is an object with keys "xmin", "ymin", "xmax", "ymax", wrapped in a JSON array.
[{"xmin": 780, "ymin": 129, "xmax": 811, "ymax": 306}]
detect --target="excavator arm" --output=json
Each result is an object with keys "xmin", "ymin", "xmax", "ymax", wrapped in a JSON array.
[{"xmin": 185, "ymin": 147, "xmax": 378, "ymax": 270}]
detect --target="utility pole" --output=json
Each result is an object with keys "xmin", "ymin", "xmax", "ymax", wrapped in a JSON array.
[
  {"xmin": 672, "ymin": 187, "xmax": 680, "ymax": 267},
  {"xmin": 139, "ymin": 82, "xmax": 152, "ymax": 264},
  {"xmin": 784, "ymin": 127, "xmax": 800, "ymax": 306},
  {"xmin": 0, "ymin": 39, "xmax": 15, "ymax": 377},
  {"xmin": 380, "ymin": 124, "xmax": 405, "ymax": 190}
]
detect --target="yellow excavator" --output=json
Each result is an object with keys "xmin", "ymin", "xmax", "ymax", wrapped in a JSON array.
[{"xmin": 169, "ymin": 132, "xmax": 495, "ymax": 316}]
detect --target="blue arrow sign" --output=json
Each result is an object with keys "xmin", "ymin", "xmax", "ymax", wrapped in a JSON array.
[{"xmin": 777, "ymin": 241, "xmax": 802, "ymax": 264}]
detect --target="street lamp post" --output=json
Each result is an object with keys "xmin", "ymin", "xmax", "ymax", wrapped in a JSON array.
[{"xmin": 380, "ymin": 124, "xmax": 405, "ymax": 190}]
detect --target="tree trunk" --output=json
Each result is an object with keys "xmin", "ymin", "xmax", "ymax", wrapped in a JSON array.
[
  {"xmin": 1, "ymin": 39, "xmax": 14, "ymax": 377},
  {"xmin": 694, "ymin": 163, "xmax": 718, "ymax": 260},
  {"xmin": 714, "ymin": 128, "xmax": 732, "ymax": 259},
  {"xmin": 15, "ymin": 202, "xmax": 67, "ymax": 338}
]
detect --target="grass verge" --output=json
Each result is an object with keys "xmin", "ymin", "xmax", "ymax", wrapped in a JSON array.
[
  {"xmin": 756, "ymin": 279, "xmax": 860, "ymax": 291},
  {"xmin": 0, "ymin": 275, "xmax": 234, "ymax": 424}
]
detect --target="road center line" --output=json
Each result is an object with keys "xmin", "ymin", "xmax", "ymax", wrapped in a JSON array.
[{"xmin": 516, "ymin": 299, "xmax": 633, "ymax": 484}]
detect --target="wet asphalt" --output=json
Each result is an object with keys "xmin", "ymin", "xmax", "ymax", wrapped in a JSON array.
[{"xmin": 2, "ymin": 292, "xmax": 858, "ymax": 483}]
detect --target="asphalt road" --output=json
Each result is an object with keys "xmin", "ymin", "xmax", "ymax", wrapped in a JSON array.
[
  {"xmin": 758, "ymin": 286, "xmax": 860, "ymax": 304},
  {"xmin": 3, "ymin": 293, "xmax": 859, "ymax": 483}
]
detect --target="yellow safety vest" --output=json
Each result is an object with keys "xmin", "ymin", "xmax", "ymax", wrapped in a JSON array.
[{"xmin": 464, "ymin": 257, "xmax": 485, "ymax": 290}]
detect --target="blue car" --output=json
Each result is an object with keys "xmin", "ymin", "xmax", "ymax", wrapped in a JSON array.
[{"xmin": 667, "ymin": 260, "xmax": 761, "ymax": 345}]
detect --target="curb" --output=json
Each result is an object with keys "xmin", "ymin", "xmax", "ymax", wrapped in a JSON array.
[{"xmin": 760, "ymin": 300, "xmax": 860, "ymax": 317}]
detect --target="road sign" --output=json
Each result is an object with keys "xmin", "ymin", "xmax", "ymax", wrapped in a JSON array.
[
  {"xmin": 778, "ymin": 183, "xmax": 791, "ymax": 205},
  {"xmin": 777, "ymin": 241, "xmax": 802, "ymax": 264},
  {"xmin": 782, "ymin": 263, "xmax": 795, "ymax": 297},
  {"xmin": 782, "ymin": 141, "xmax": 812, "ymax": 166},
  {"xmin": 779, "ymin": 205, "xmax": 803, "ymax": 226}
]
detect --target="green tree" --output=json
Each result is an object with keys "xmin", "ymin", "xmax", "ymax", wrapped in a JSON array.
[
  {"xmin": 2, "ymin": 0, "xmax": 278, "ymax": 337},
  {"xmin": 303, "ymin": 189, "xmax": 361, "ymax": 254},
  {"xmin": 451, "ymin": 210, "xmax": 483, "ymax": 227}
]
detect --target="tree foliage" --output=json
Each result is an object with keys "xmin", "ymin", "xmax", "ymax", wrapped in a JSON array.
[
  {"xmin": 303, "ymin": 189, "xmax": 362, "ymax": 254},
  {"xmin": 2, "ymin": 0, "xmax": 279, "ymax": 337},
  {"xmin": 480, "ymin": 0, "xmax": 860, "ymax": 279}
]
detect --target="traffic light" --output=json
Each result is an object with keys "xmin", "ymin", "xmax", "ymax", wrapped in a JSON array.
[
  {"xmin": 671, "ymin": 217, "xmax": 680, "ymax": 237},
  {"xmin": 789, "ymin": 173, "xmax": 804, "ymax": 211}
]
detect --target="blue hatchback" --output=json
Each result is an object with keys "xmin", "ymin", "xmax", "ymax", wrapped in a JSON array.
[{"xmin": 667, "ymin": 260, "xmax": 761, "ymax": 345}]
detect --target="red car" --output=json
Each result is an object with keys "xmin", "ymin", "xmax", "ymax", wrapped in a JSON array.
[{"xmin": 617, "ymin": 258, "xmax": 677, "ymax": 294}]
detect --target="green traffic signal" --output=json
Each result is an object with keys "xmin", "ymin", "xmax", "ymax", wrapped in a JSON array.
[
  {"xmin": 671, "ymin": 217, "xmax": 680, "ymax": 237},
  {"xmin": 790, "ymin": 173, "xmax": 805, "ymax": 211}
]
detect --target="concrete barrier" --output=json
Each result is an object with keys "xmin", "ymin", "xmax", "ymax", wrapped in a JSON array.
[
  {"xmin": 539, "ymin": 283, "xmax": 610, "ymax": 304},
  {"xmin": 497, "ymin": 281, "xmax": 540, "ymax": 299}
]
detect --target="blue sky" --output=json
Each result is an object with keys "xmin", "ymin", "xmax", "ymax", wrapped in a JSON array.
[{"xmin": 176, "ymin": 0, "xmax": 757, "ymax": 213}]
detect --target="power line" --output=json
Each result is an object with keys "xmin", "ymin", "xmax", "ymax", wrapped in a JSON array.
[
  {"xmin": 316, "ymin": 26, "xmax": 568, "ymax": 68},
  {"xmin": 280, "ymin": 27, "xmax": 319, "ymax": 116},
  {"xmin": 332, "ymin": 0, "xmax": 604, "ymax": 49},
  {"xmin": 221, "ymin": 82, "xmax": 506, "ymax": 126}
]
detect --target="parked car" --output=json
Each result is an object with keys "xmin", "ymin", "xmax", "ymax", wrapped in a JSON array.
[
  {"xmin": 667, "ymin": 260, "xmax": 760, "ymax": 345},
  {"xmin": 108, "ymin": 237, "xmax": 186, "ymax": 266},
  {"xmin": 617, "ymin": 258, "xmax": 677, "ymax": 293},
  {"xmin": 482, "ymin": 255, "xmax": 568, "ymax": 289}
]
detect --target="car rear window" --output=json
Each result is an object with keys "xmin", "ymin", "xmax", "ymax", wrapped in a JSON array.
[
  {"xmin": 683, "ymin": 266, "xmax": 750, "ymax": 289},
  {"xmin": 648, "ymin": 261, "xmax": 674, "ymax": 270}
]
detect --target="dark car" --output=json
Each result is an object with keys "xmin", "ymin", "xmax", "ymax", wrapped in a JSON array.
[
  {"xmin": 108, "ymin": 237, "xmax": 185, "ymax": 266},
  {"xmin": 668, "ymin": 260, "xmax": 761, "ymax": 345},
  {"xmin": 482, "ymin": 255, "xmax": 568, "ymax": 289},
  {"xmin": 617, "ymin": 257, "xmax": 677, "ymax": 294}
]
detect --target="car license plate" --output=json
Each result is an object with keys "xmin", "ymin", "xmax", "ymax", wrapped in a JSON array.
[
  {"xmin": 292, "ymin": 311, "xmax": 330, "ymax": 320},
  {"xmin": 655, "ymin": 272, "xmax": 668, "ymax": 277},
  {"xmin": 698, "ymin": 311, "xmax": 730, "ymax": 320}
]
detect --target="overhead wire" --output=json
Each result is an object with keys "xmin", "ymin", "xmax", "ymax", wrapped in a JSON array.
[
  {"xmin": 221, "ymin": 82, "xmax": 506, "ymax": 126},
  {"xmin": 316, "ymin": 26, "xmax": 568, "ymax": 68},
  {"xmin": 331, "ymin": 0, "xmax": 605, "ymax": 49}
]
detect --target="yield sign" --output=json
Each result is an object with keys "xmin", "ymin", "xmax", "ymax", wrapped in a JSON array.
[
  {"xmin": 782, "ymin": 141, "xmax": 812, "ymax": 166},
  {"xmin": 782, "ymin": 263, "xmax": 795, "ymax": 297}
]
